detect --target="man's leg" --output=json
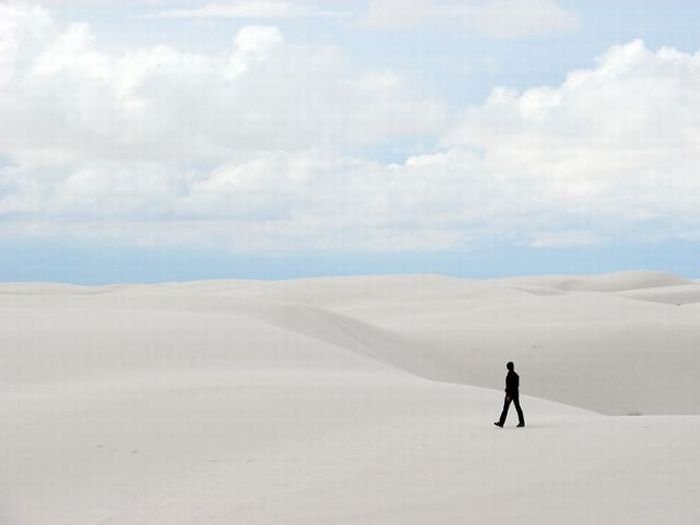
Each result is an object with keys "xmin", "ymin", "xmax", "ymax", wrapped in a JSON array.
[
  {"xmin": 498, "ymin": 395, "xmax": 512, "ymax": 425},
  {"xmin": 513, "ymin": 396, "xmax": 525, "ymax": 426}
]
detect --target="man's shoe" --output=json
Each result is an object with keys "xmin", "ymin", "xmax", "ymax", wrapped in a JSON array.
[
  {"xmin": 517, "ymin": 423, "xmax": 525, "ymax": 428},
  {"xmin": 494, "ymin": 422, "xmax": 504, "ymax": 427}
]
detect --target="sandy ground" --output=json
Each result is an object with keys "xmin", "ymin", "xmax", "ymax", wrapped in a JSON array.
[{"xmin": 1, "ymin": 271, "xmax": 699, "ymax": 523}]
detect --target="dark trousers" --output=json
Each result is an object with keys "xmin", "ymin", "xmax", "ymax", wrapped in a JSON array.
[{"xmin": 499, "ymin": 393, "xmax": 525, "ymax": 425}]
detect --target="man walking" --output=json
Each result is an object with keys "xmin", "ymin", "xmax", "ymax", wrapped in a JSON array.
[{"xmin": 494, "ymin": 361, "xmax": 525, "ymax": 428}]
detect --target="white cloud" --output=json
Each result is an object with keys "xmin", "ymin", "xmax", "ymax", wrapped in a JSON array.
[
  {"xmin": 438, "ymin": 39, "xmax": 700, "ymax": 244},
  {"xmin": 144, "ymin": 1, "xmax": 349, "ymax": 20},
  {"xmin": 1, "ymin": 4, "xmax": 700, "ymax": 254},
  {"xmin": 0, "ymin": 4, "xmax": 445, "ymax": 166},
  {"xmin": 0, "ymin": 2, "xmax": 54, "ymax": 86},
  {"xmin": 365, "ymin": 0, "xmax": 579, "ymax": 37}
]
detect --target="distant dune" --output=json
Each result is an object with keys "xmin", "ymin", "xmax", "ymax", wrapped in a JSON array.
[
  {"xmin": 228, "ymin": 270, "xmax": 699, "ymax": 415},
  {"xmin": 494, "ymin": 269, "xmax": 691, "ymax": 292},
  {"xmin": 2, "ymin": 271, "xmax": 699, "ymax": 524}
]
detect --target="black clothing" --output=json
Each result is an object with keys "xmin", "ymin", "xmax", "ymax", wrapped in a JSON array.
[
  {"xmin": 505, "ymin": 370, "xmax": 519, "ymax": 396},
  {"xmin": 498, "ymin": 393, "xmax": 525, "ymax": 427},
  {"xmin": 498, "ymin": 370, "xmax": 525, "ymax": 426}
]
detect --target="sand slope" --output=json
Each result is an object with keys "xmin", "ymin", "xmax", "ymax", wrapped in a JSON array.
[
  {"xmin": 230, "ymin": 271, "xmax": 700, "ymax": 415},
  {"xmin": 2, "ymin": 271, "xmax": 699, "ymax": 524}
]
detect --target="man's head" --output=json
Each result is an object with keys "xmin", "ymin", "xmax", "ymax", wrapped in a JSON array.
[{"xmin": 506, "ymin": 361, "xmax": 514, "ymax": 371}]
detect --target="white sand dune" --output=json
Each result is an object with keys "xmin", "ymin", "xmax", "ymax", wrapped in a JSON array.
[
  {"xmin": 2, "ymin": 271, "xmax": 699, "ymax": 524},
  {"xmin": 495, "ymin": 269, "xmax": 691, "ymax": 292},
  {"xmin": 221, "ymin": 272, "xmax": 699, "ymax": 415},
  {"xmin": 620, "ymin": 283, "xmax": 700, "ymax": 305}
]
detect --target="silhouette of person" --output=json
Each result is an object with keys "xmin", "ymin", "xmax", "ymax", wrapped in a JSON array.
[{"xmin": 494, "ymin": 361, "xmax": 525, "ymax": 428}]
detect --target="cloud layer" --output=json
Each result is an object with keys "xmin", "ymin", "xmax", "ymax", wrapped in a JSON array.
[
  {"xmin": 365, "ymin": 0, "xmax": 579, "ymax": 37},
  {"xmin": 146, "ymin": 0, "xmax": 577, "ymax": 38},
  {"xmin": 1, "ymin": 4, "xmax": 700, "ymax": 253},
  {"xmin": 145, "ymin": 1, "xmax": 349, "ymax": 20}
]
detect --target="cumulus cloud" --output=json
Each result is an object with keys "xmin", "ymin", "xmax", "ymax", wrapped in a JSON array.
[
  {"xmin": 441, "ymin": 39, "xmax": 700, "ymax": 243},
  {"xmin": 0, "ymin": 4, "xmax": 445, "ymax": 167},
  {"xmin": 1, "ymin": 4, "xmax": 700, "ymax": 254},
  {"xmin": 365, "ymin": 0, "xmax": 579, "ymax": 37}
]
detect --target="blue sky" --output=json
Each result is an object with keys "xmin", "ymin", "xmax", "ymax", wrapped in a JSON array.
[{"xmin": 1, "ymin": 1, "xmax": 699, "ymax": 282}]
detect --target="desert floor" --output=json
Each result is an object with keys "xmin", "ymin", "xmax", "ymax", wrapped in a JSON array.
[{"xmin": 2, "ymin": 271, "xmax": 699, "ymax": 523}]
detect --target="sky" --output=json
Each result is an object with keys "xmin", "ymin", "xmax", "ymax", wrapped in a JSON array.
[{"xmin": 1, "ymin": 0, "xmax": 699, "ymax": 283}]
